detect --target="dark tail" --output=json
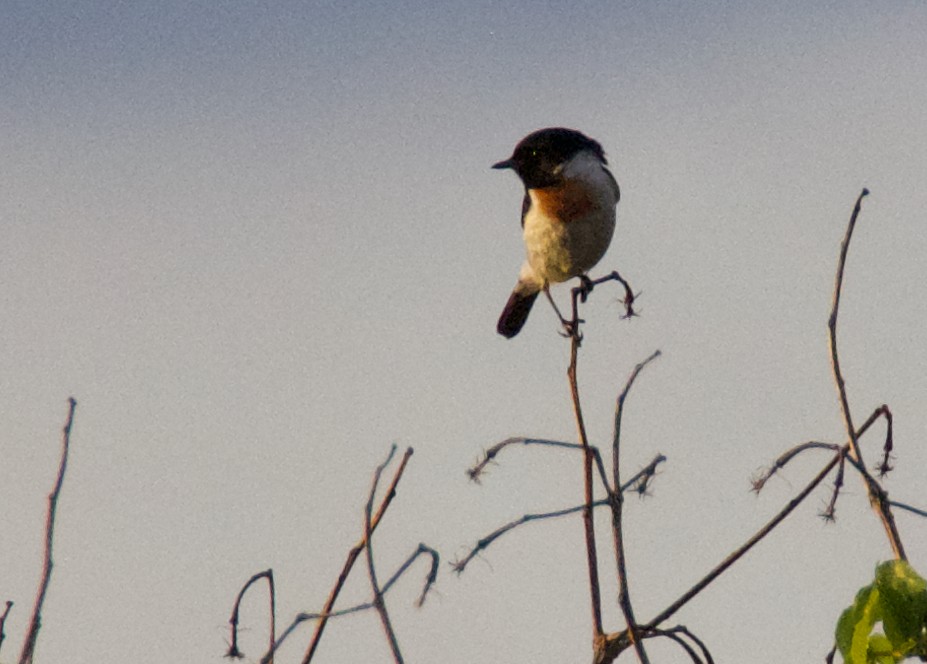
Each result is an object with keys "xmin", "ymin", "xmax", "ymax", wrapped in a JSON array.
[{"xmin": 497, "ymin": 287, "xmax": 540, "ymax": 338}]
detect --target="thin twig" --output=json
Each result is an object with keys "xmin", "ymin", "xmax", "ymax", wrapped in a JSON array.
[
  {"xmin": 454, "ymin": 500, "xmax": 609, "ymax": 573},
  {"xmin": 300, "ymin": 446, "xmax": 414, "ymax": 664},
  {"xmin": 613, "ymin": 351, "xmax": 662, "ymax": 492},
  {"xmin": 889, "ymin": 501, "xmax": 927, "ymax": 518},
  {"xmin": 649, "ymin": 630, "xmax": 704, "ymax": 664},
  {"xmin": 364, "ymin": 446, "xmax": 404, "ymax": 664},
  {"xmin": 0, "ymin": 600, "xmax": 12, "ymax": 658},
  {"xmin": 455, "ymin": 454, "xmax": 666, "ymax": 574},
  {"xmin": 621, "ymin": 399, "xmax": 898, "ymax": 651},
  {"xmin": 599, "ymin": 450, "xmax": 842, "ymax": 663},
  {"xmin": 264, "ymin": 544, "xmax": 437, "ymax": 664},
  {"xmin": 822, "ymin": 454, "xmax": 846, "ymax": 522},
  {"xmin": 751, "ymin": 442, "xmax": 841, "ymax": 492},
  {"xmin": 226, "ymin": 569, "xmax": 275, "ymax": 661},
  {"xmin": 609, "ymin": 350, "xmax": 661, "ymax": 663},
  {"xmin": 660, "ymin": 626, "xmax": 715, "ymax": 664},
  {"xmin": 646, "ymin": 452, "xmax": 838, "ymax": 624},
  {"xmin": 468, "ymin": 437, "xmax": 612, "ymax": 490},
  {"xmin": 827, "ymin": 188, "xmax": 906, "ymax": 559},
  {"xmin": 827, "ymin": 405, "xmax": 895, "ymax": 520},
  {"xmin": 871, "ymin": 404, "xmax": 893, "ymax": 476},
  {"xmin": 829, "ymin": 189, "xmax": 869, "ymax": 464},
  {"xmin": 567, "ymin": 333, "xmax": 604, "ymax": 638},
  {"xmin": 18, "ymin": 398, "xmax": 77, "ymax": 664}
]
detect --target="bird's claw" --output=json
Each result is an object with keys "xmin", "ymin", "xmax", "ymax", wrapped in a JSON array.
[{"xmin": 559, "ymin": 317, "xmax": 585, "ymax": 341}]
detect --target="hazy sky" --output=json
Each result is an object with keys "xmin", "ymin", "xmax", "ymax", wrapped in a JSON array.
[{"xmin": 2, "ymin": 1, "xmax": 927, "ymax": 662}]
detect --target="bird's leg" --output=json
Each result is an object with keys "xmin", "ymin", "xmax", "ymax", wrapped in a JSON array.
[
  {"xmin": 566, "ymin": 277, "xmax": 594, "ymax": 340},
  {"xmin": 583, "ymin": 270, "xmax": 637, "ymax": 319},
  {"xmin": 596, "ymin": 270, "xmax": 637, "ymax": 318},
  {"xmin": 544, "ymin": 286, "xmax": 583, "ymax": 340},
  {"xmin": 565, "ymin": 270, "xmax": 638, "ymax": 341},
  {"xmin": 577, "ymin": 274, "xmax": 594, "ymax": 302}
]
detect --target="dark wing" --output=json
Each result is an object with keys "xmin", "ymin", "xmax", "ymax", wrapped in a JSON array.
[{"xmin": 520, "ymin": 190, "xmax": 531, "ymax": 228}]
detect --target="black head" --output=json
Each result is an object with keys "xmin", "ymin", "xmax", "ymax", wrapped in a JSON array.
[{"xmin": 492, "ymin": 127, "xmax": 607, "ymax": 188}]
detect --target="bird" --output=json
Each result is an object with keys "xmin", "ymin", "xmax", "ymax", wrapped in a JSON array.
[{"xmin": 493, "ymin": 127, "xmax": 620, "ymax": 338}]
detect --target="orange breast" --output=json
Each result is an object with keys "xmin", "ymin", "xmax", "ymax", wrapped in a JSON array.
[{"xmin": 532, "ymin": 181, "xmax": 596, "ymax": 222}]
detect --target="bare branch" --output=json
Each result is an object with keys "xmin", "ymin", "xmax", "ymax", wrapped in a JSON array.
[
  {"xmin": 389, "ymin": 543, "xmax": 439, "ymax": 608},
  {"xmin": 300, "ymin": 446, "xmax": 414, "ymax": 664},
  {"xmin": 364, "ymin": 445, "xmax": 405, "ymax": 664},
  {"xmin": 827, "ymin": 188, "xmax": 906, "ymax": 560},
  {"xmin": 18, "ymin": 398, "xmax": 77, "ymax": 664},
  {"xmin": 888, "ymin": 501, "xmax": 927, "ymax": 518},
  {"xmin": 751, "ymin": 442, "xmax": 840, "ymax": 492},
  {"xmin": 468, "ymin": 437, "xmax": 611, "ymax": 490},
  {"xmin": 820, "ymin": 454, "xmax": 846, "ymax": 522},
  {"xmin": 871, "ymin": 404, "xmax": 893, "ymax": 476},
  {"xmin": 600, "ymin": 449, "xmax": 842, "ymax": 663},
  {"xmin": 623, "ymin": 454, "xmax": 667, "ymax": 497},
  {"xmin": 568, "ymin": 333, "xmax": 603, "ymax": 638},
  {"xmin": 453, "ymin": 499, "xmax": 610, "ymax": 574},
  {"xmin": 828, "ymin": 188, "xmax": 869, "ymax": 464},
  {"xmin": 455, "ymin": 454, "xmax": 666, "ymax": 574},
  {"xmin": 823, "ymin": 405, "xmax": 896, "ymax": 520},
  {"xmin": 264, "ymin": 542, "xmax": 437, "ymax": 663},
  {"xmin": 626, "ymin": 393, "xmax": 903, "ymax": 656},
  {"xmin": 225, "ymin": 569, "xmax": 275, "ymax": 661},
  {"xmin": 648, "ymin": 625, "xmax": 714, "ymax": 664},
  {"xmin": 0, "ymin": 600, "xmax": 12, "ymax": 658},
  {"xmin": 609, "ymin": 350, "xmax": 661, "ymax": 662},
  {"xmin": 647, "ymin": 628, "xmax": 705, "ymax": 664},
  {"xmin": 659, "ymin": 626, "xmax": 715, "ymax": 664},
  {"xmin": 613, "ymin": 350, "xmax": 662, "ymax": 490}
]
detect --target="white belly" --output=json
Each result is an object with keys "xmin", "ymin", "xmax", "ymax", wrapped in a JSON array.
[
  {"xmin": 523, "ymin": 206, "xmax": 616, "ymax": 284},
  {"xmin": 521, "ymin": 150, "xmax": 618, "ymax": 286}
]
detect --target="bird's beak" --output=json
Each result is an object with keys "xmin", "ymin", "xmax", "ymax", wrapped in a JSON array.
[{"xmin": 492, "ymin": 158, "xmax": 514, "ymax": 170}]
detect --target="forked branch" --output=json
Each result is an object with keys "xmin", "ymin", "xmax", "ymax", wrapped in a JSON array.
[
  {"xmin": 299, "ymin": 446, "xmax": 414, "ymax": 664},
  {"xmin": 454, "ymin": 454, "xmax": 665, "ymax": 574},
  {"xmin": 827, "ymin": 188, "xmax": 906, "ymax": 560}
]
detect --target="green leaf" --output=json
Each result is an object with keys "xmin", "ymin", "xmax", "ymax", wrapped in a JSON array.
[
  {"xmin": 837, "ymin": 604, "xmax": 858, "ymax": 658},
  {"xmin": 875, "ymin": 560, "xmax": 927, "ymax": 650},
  {"xmin": 867, "ymin": 633, "xmax": 896, "ymax": 663},
  {"xmin": 836, "ymin": 584, "xmax": 882, "ymax": 664}
]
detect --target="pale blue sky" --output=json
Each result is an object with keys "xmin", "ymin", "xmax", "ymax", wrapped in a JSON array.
[{"xmin": 2, "ymin": 2, "xmax": 927, "ymax": 662}]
